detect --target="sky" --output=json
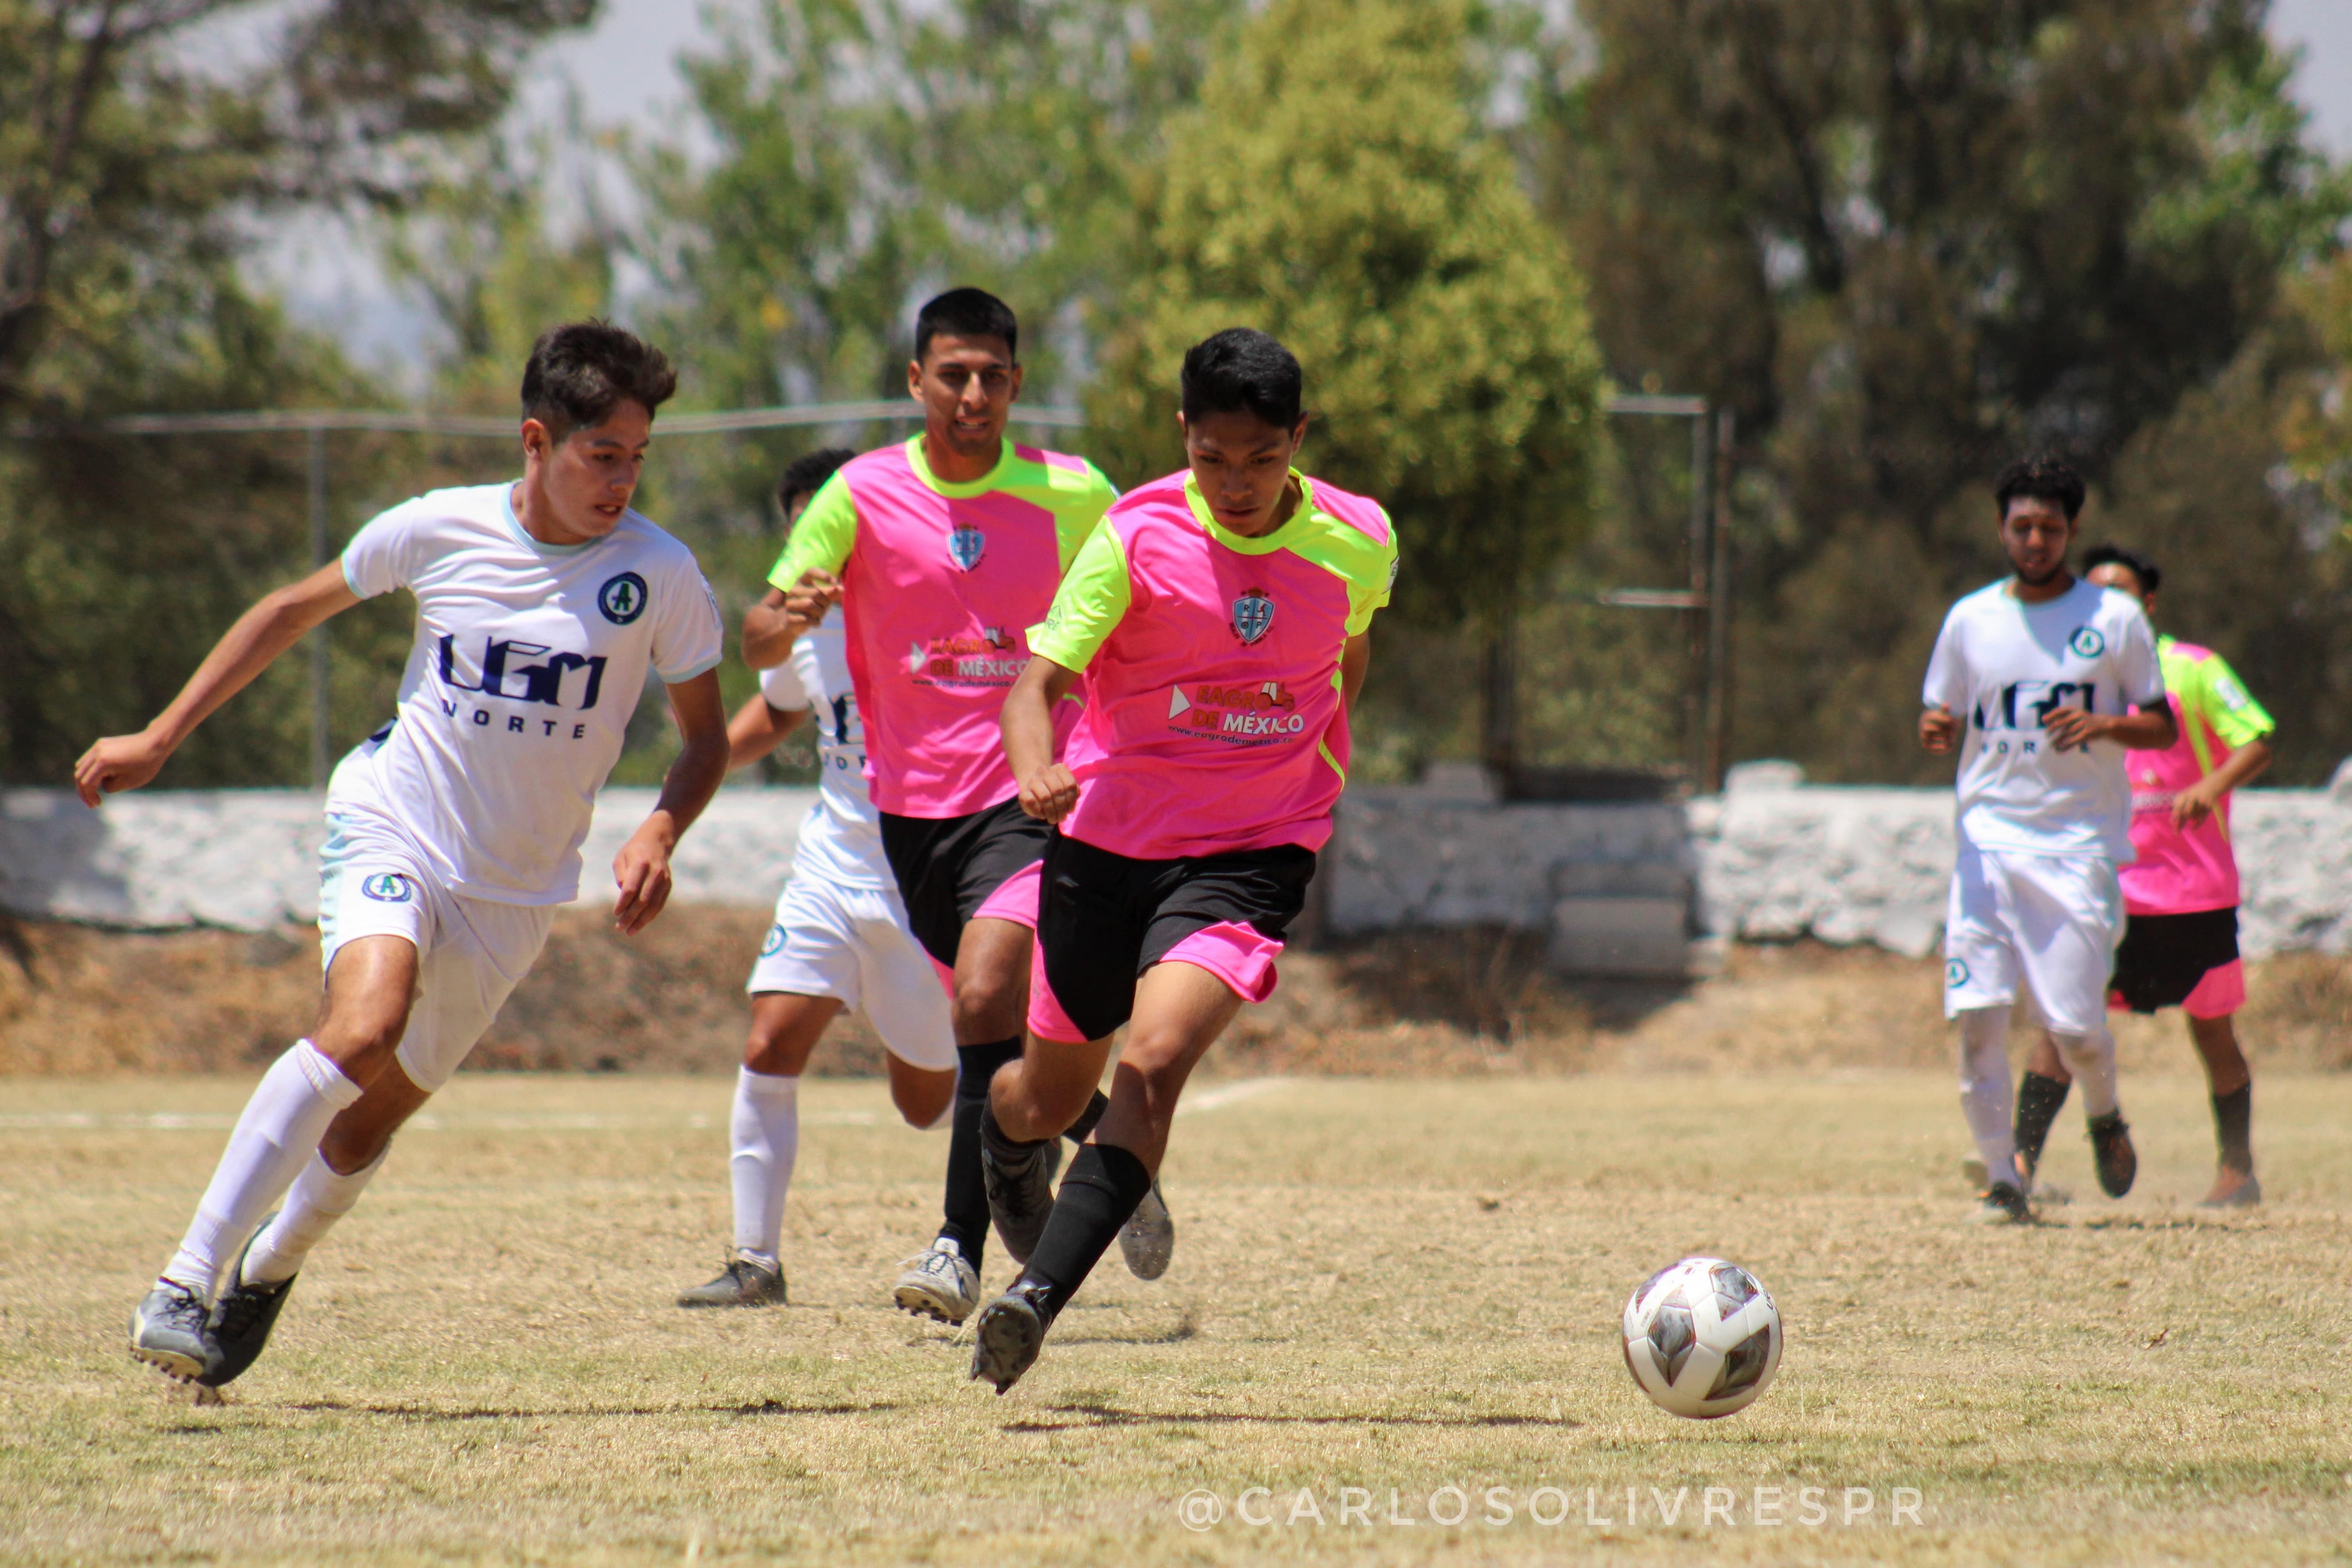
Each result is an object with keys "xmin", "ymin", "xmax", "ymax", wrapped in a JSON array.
[{"xmin": 267, "ymin": 0, "xmax": 2352, "ymax": 394}]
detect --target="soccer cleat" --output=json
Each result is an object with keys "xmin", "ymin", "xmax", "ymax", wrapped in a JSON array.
[
  {"xmin": 1118, "ymin": 1179, "xmax": 1175, "ymax": 1281},
  {"xmin": 969, "ymin": 1282, "xmax": 1052, "ymax": 1395},
  {"xmin": 204, "ymin": 1221, "xmax": 299, "ymax": 1389},
  {"xmin": 2199, "ymin": 1169, "xmax": 2262, "ymax": 1209},
  {"xmin": 129, "ymin": 1283, "xmax": 216, "ymax": 1383},
  {"xmin": 981, "ymin": 1136, "xmax": 1061, "ymax": 1267},
  {"xmin": 676, "ymin": 1254, "xmax": 787, "ymax": 1308},
  {"xmin": 1969, "ymin": 1182, "xmax": 2032, "ymax": 1225},
  {"xmin": 891, "ymin": 1239, "xmax": 980, "ymax": 1325},
  {"xmin": 2087, "ymin": 1111, "xmax": 2137, "ymax": 1198}
]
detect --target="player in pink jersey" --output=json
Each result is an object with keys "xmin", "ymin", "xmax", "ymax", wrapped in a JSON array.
[
  {"xmin": 967, "ymin": 328, "xmax": 1396, "ymax": 1394},
  {"xmin": 739, "ymin": 289, "xmax": 1170, "ymax": 1326},
  {"xmin": 2006, "ymin": 546, "xmax": 2274, "ymax": 1208}
]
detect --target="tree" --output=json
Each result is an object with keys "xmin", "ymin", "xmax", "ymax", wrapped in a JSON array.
[
  {"xmin": 1086, "ymin": 0, "xmax": 1603, "ymax": 634},
  {"xmin": 1545, "ymin": 0, "xmax": 2348, "ymax": 780}
]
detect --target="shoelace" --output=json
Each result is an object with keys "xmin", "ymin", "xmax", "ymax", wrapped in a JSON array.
[{"xmin": 212, "ymin": 1280, "xmax": 281, "ymax": 1339}]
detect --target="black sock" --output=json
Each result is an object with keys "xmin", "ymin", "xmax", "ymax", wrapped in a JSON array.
[
  {"xmin": 2211, "ymin": 1083, "xmax": 2253, "ymax": 1174},
  {"xmin": 1018, "ymin": 1142, "xmax": 1153, "ymax": 1323},
  {"xmin": 1063, "ymin": 1090, "xmax": 1110, "ymax": 1145},
  {"xmin": 940, "ymin": 1038, "xmax": 1024, "ymax": 1268},
  {"xmin": 2013, "ymin": 1070, "xmax": 2071, "ymax": 1178}
]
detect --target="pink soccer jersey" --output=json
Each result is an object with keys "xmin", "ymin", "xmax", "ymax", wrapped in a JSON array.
[
  {"xmin": 1027, "ymin": 468, "xmax": 1397, "ymax": 862},
  {"xmin": 2123, "ymin": 636, "xmax": 2276, "ymax": 915},
  {"xmin": 769, "ymin": 437, "xmax": 1116, "ymax": 819}
]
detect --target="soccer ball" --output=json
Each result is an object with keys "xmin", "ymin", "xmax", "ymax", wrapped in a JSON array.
[{"xmin": 1620, "ymin": 1256, "xmax": 1783, "ymax": 1419}]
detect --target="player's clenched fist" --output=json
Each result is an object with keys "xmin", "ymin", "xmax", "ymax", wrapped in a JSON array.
[
  {"xmin": 73, "ymin": 730, "xmax": 173, "ymax": 807},
  {"xmin": 1918, "ymin": 705, "xmax": 1960, "ymax": 754},
  {"xmin": 1017, "ymin": 761, "xmax": 1079, "ymax": 823},
  {"xmin": 783, "ymin": 568, "xmax": 843, "ymax": 631}
]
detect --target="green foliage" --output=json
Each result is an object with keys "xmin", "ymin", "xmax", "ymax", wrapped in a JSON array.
[
  {"xmin": 1086, "ymin": 0, "xmax": 1603, "ymax": 629},
  {"xmin": 1547, "ymin": 0, "xmax": 2352, "ymax": 780}
]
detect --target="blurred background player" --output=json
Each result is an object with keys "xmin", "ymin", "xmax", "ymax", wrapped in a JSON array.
[
  {"xmin": 969, "ymin": 328, "xmax": 1395, "ymax": 1393},
  {"xmin": 677, "ymin": 449, "xmax": 960, "ymax": 1309},
  {"xmin": 1920, "ymin": 456, "xmax": 2176, "ymax": 1225},
  {"xmin": 85, "ymin": 323, "xmax": 730, "ymax": 1388},
  {"xmin": 739, "ymin": 288, "xmax": 1170, "ymax": 1326},
  {"xmin": 2003, "ymin": 545, "xmax": 2273, "ymax": 1209}
]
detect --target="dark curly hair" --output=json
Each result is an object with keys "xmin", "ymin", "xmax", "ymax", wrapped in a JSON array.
[
  {"xmin": 521, "ymin": 320, "xmax": 678, "ymax": 440},
  {"xmin": 1993, "ymin": 454, "xmax": 2086, "ymax": 522}
]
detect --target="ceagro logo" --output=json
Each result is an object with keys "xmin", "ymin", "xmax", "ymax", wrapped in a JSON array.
[
  {"xmin": 905, "ymin": 628, "xmax": 1025, "ymax": 685},
  {"xmin": 1167, "ymin": 680, "xmax": 1308, "ymax": 740}
]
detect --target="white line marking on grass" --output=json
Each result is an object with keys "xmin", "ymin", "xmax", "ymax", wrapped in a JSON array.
[
  {"xmin": 0, "ymin": 1109, "xmax": 880, "ymax": 1131},
  {"xmin": 1175, "ymin": 1078, "xmax": 1286, "ymax": 1117}
]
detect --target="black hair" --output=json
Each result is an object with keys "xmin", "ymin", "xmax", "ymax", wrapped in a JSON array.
[
  {"xmin": 1993, "ymin": 454, "xmax": 2086, "ymax": 523},
  {"xmin": 914, "ymin": 287, "xmax": 1018, "ymax": 363},
  {"xmin": 1179, "ymin": 328, "xmax": 1304, "ymax": 431},
  {"xmin": 521, "ymin": 320, "xmax": 677, "ymax": 440},
  {"xmin": 2082, "ymin": 543, "xmax": 2161, "ymax": 596},
  {"xmin": 777, "ymin": 447, "xmax": 855, "ymax": 513}
]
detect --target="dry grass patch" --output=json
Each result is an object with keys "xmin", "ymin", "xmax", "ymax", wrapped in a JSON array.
[{"xmin": 3, "ymin": 1071, "xmax": 2349, "ymax": 1564}]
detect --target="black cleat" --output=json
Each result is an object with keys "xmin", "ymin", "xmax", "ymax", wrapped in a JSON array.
[
  {"xmin": 2088, "ymin": 1111, "xmax": 2138, "ymax": 1198},
  {"xmin": 981, "ymin": 1137, "xmax": 1061, "ymax": 1267},
  {"xmin": 203, "ymin": 1217, "xmax": 297, "ymax": 1388},
  {"xmin": 1969, "ymin": 1181, "xmax": 2032, "ymax": 1225},
  {"xmin": 129, "ymin": 1282, "xmax": 216, "ymax": 1383},
  {"xmin": 969, "ymin": 1282, "xmax": 1052, "ymax": 1395},
  {"xmin": 676, "ymin": 1254, "xmax": 787, "ymax": 1308}
]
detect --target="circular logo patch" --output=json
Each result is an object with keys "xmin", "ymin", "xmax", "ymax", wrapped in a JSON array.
[
  {"xmin": 759, "ymin": 924, "xmax": 786, "ymax": 958},
  {"xmin": 1945, "ymin": 958, "xmax": 1970, "ymax": 988},
  {"xmin": 361, "ymin": 873, "xmax": 414, "ymax": 904},
  {"xmin": 2067, "ymin": 626, "xmax": 2105, "ymax": 659},
  {"xmin": 598, "ymin": 572, "xmax": 649, "ymax": 625}
]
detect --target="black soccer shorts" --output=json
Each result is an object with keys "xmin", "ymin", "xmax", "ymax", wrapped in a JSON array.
[
  {"xmin": 878, "ymin": 796, "xmax": 1053, "ymax": 970},
  {"xmin": 2107, "ymin": 906, "xmax": 2241, "ymax": 1015}
]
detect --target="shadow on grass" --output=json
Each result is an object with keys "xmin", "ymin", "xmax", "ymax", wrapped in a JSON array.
[
  {"xmin": 1007, "ymin": 1401, "xmax": 1578, "ymax": 1433},
  {"xmin": 281, "ymin": 1397, "xmax": 907, "ymax": 1421}
]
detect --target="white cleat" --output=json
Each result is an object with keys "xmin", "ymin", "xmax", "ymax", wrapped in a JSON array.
[
  {"xmin": 129, "ymin": 1283, "xmax": 215, "ymax": 1383},
  {"xmin": 1118, "ymin": 1180, "xmax": 1175, "ymax": 1281},
  {"xmin": 892, "ymin": 1239, "xmax": 980, "ymax": 1326}
]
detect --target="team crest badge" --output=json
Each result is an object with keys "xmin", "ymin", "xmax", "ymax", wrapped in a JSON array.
[
  {"xmin": 361, "ymin": 873, "xmax": 414, "ymax": 904},
  {"xmin": 598, "ymin": 572, "xmax": 649, "ymax": 625},
  {"xmin": 1946, "ymin": 959, "xmax": 1970, "ymax": 988},
  {"xmin": 1231, "ymin": 589, "xmax": 1275, "ymax": 645},
  {"xmin": 759, "ymin": 924, "xmax": 786, "ymax": 958},
  {"xmin": 948, "ymin": 524, "xmax": 986, "ymax": 572},
  {"xmin": 2067, "ymin": 626, "xmax": 2105, "ymax": 658}
]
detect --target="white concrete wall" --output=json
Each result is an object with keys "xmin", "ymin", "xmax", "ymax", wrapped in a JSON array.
[{"xmin": 10, "ymin": 767, "xmax": 2352, "ymax": 961}]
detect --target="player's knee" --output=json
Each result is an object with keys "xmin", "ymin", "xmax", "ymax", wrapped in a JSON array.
[{"xmin": 951, "ymin": 974, "xmax": 1022, "ymax": 1040}]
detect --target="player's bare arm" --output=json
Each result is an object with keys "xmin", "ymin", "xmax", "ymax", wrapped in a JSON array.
[
  {"xmin": 2174, "ymin": 734, "xmax": 2273, "ymax": 827},
  {"xmin": 740, "ymin": 572, "xmax": 843, "ymax": 669},
  {"xmin": 1001, "ymin": 653, "xmax": 1081, "ymax": 822},
  {"xmin": 73, "ymin": 562, "xmax": 361, "ymax": 805},
  {"xmin": 613, "ymin": 669, "xmax": 730, "ymax": 936},
  {"xmin": 2043, "ymin": 702, "xmax": 2178, "ymax": 754},
  {"xmin": 723, "ymin": 690, "xmax": 811, "ymax": 771},
  {"xmin": 1919, "ymin": 704, "xmax": 1961, "ymax": 753},
  {"xmin": 1339, "ymin": 629, "xmax": 1372, "ymax": 715}
]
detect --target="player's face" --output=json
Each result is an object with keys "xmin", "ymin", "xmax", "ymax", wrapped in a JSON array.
[
  {"xmin": 1181, "ymin": 408, "xmax": 1308, "ymax": 537},
  {"xmin": 1999, "ymin": 495, "xmax": 2075, "ymax": 586},
  {"xmin": 2086, "ymin": 561, "xmax": 2148, "ymax": 609},
  {"xmin": 522, "ymin": 400, "xmax": 652, "ymax": 544},
  {"xmin": 910, "ymin": 335, "xmax": 1021, "ymax": 463}
]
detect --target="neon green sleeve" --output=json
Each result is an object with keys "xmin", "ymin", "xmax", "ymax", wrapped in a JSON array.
[
  {"xmin": 1028, "ymin": 524, "xmax": 1132, "ymax": 671},
  {"xmin": 767, "ymin": 472, "xmax": 858, "ymax": 590},
  {"xmin": 2195, "ymin": 653, "xmax": 2275, "ymax": 749},
  {"xmin": 1052, "ymin": 460, "xmax": 1121, "ymax": 574},
  {"xmin": 1346, "ymin": 512, "xmax": 1399, "ymax": 637}
]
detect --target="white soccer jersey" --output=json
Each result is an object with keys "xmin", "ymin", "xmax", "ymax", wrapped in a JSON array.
[
  {"xmin": 1922, "ymin": 577, "xmax": 2165, "ymax": 859},
  {"xmin": 758, "ymin": 626, "xmax": 890, "ymax": 892},
  {"xmin": 331, "ymin": 483, "xmax": 724, "ymax": 904}
]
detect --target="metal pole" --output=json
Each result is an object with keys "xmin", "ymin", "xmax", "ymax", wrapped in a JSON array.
[
  {"xmin": 1685, "ymin": 410, "xmax": 1711, "ymax": 787},
  {"xmin": 307, "ymin": 427, "xmax": 330, "ymax": 791},
  {"xmin": 1705, "ymin": 409, "xmax": 1736, "ymax": 792}
]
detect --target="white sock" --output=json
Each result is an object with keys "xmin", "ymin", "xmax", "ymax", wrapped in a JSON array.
[
  {"xmin": 241, "ymin": 1146, "xmax": 388, "ymax": 1287},
  {"xmin": 1956, "ymin": 1007, "xmax": 2018, "ymax": 1185},
  {"xmin": 2050, "ymin": 1023, "xmax": 2121, "ymax": 1118},
  {"xmin": 730, "ymin": 1067, "xmax": 800, "ymax": 1266},
  {"xmin": 161, "ymin": 1041, "xmax": 363, "ymax": 1299}
]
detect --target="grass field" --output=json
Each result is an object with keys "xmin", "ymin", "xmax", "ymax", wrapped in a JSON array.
[{"xmin": 4, "ymin": 1069, "xmax": 2350, "ymax": 1564}]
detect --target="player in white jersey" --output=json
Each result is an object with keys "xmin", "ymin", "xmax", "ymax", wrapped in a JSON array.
[
  {"xmin": 1920, "ymin": 455, "xmax": 2177, "ymax": 1224},
  {"xmin": 81, "ymin": 324, "xmax": 732, "ymax": 1389},
  {"xmin": 676, "ymin": 450, "xmax": 958, "ymax": 1309}
]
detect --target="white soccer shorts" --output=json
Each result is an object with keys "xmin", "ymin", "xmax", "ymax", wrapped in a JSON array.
[
  {"xmin": 1943, "ymin": 844, "xmax": 2122, "ymax": 1034},
  {"xmin": 318, "ymin": 814, "xmax": 555, "ymax": 1093},
  {"xmin": 746, "ymin": 874, "xmax": 956, "ymax": 1072}
]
